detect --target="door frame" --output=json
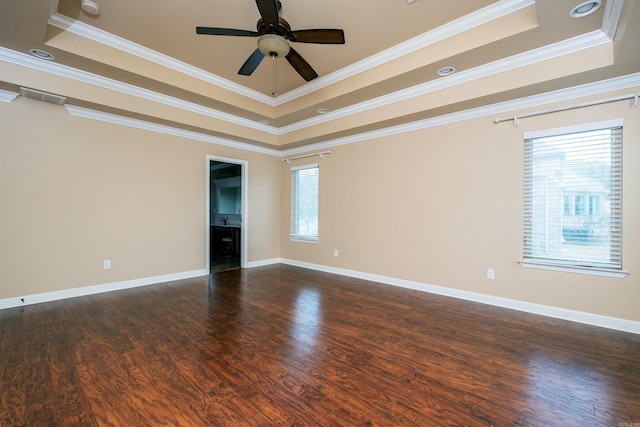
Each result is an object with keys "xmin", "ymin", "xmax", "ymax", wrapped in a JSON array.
[{"xmin": 206, "ymin": 155, "xmax": 248, "ymax": 271}]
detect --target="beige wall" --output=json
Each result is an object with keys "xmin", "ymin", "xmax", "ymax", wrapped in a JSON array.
[
  {"xmin": 0, "ymin": 98, "xmax": 281, "ymax": 299},
  {"xmin": 281, "ymin": 89, "xmax": 640, "ymax": 323},
  {"xmin": 2, "ymin": 87, "xmax": 639, "ymax": 325}
]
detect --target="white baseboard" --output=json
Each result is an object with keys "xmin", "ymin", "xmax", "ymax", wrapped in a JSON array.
[
  {"xmin": 0, "ymin": 269, "xmax": 209, "ymax": 310},
  {"xmin": 245, "ymin": 258, "xmax": 283, "ymax": 268},
  {"xmin": 280, "ymin": 259, "xmax": 640, "ymax": 335},
  {"xmin": 4, "ymin": 259, "xmax": 638, "ymax": 335}
]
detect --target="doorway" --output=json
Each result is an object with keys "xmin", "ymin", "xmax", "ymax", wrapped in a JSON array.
[{"xmin": 207, "ymin": 156, "xmax": 246, "ymax": 272}]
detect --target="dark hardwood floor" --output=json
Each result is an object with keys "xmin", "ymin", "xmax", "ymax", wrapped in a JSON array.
[
  {"xmin": 1, "ymin": 264, "xmax": 639, "ymax": 426},
  {"xmin": 211, "ymin": 255, "xmax": 241, "ymax": 273}
]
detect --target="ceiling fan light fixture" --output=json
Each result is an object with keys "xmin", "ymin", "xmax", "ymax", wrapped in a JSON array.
[
  {"xmin": 257, "ymin": 34, "xmax": 290, "ymax": 58},
  {"xmin": 569, "ymin": 0, "xmax": 602, "ymax": 18}
]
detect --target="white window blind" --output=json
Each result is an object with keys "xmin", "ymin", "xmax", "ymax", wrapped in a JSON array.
[
  {"xmin": 290, "ymin": 163, "xmax": 319, "ymax": 242},
  {"xmin": 523, "ymin": 124, "xmax": 622, "ymax": 271}
]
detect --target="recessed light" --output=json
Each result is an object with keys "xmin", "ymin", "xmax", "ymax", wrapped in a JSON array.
[
  {"xmin": 81, "ymin": 0, "xmax": 100, "ymax": 15},
  {"xmin": 29, "ymin": 49, "xmax": 55, "ymax": 61},
  {"xmin": 570, "ymin": 0, "xmax": 602, "ymax": 18},
  {"xmin": 259, "ymin": 119, "xmax": 270, "ymax": 125},
  {"xmin": 317, "ymin": 108, "xmax": 330, "ymax": 114},
  {"xmin": 437, "ymin": 66, "xmax": 456, "ymax": 76}
]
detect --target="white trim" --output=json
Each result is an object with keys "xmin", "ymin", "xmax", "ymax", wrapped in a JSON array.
[
  {"xmin": 278, "ymin": 30, "xmax": 612, "ymax": 134},
  {"xmin": 46, "ymin": 0, "xmax": 533, "ymax": 107},
  {"xmin": 245, "ymin": 258, "xmax": 282, "ymax": 269},
  {"xmin": 0, "ymin": 47, "xmax": 278, "ymax": 135},
  {"xmin": 3, "ymin": 257, "xmax": 637, "ymax": 334},
  {"xmin": 206, "ymin": 155, "xmax": 249, "ymax": 271},
  {"xmin": 53, "ymin": 73, "xmax": 640, "ymax": 157},
  {"xmin": 55, "ymin": 72, "xmax": 640, "ymax": 160},
  {"xmin": 0, "ymin": 0, "xmax": 622, "ymax": 139},
  {"xmin": 47, "ymin": 13, "xmax": 274, "ymax": 106},
  {"xmin": 289, "ymin": 163, "xmax": 320, "ymax": 243},
  {"xmin": 273, "ymin": 0, "xmax": 535, "ymax": 104},
  {"xmin": 288, "ymin": 237, "xmax": 319, "ymax": 244},
  {"xmin": 0, "ymin": 269, "xmax": 208, "ymax": 310},
  {"xmin": 53, "ymin": 71, "xmax": 640, "ymax": 160},
  {"xmin": 0, "ymin": 88, "xmax": 19, "ymax": 102},
  {"xmin": 279, "ymin": 72, "xmax": 640, "ymax": 157},
  {"xmin": 519, "ymin": 260, "xmax": 628, "ymax": 278},
  {"xmin": 0, "ymin": 26, "xmax": 615, "ymax": 139},
  {"xmin": 523, "ymin": 118, "xmax": 624, "ymax": 139},
  {"xmin": 290, "ymin": 162, "xmax": 319, "ymax": 172},
  {"xmin": 64, "ymin": 105, "xmax": 281, "ymax": 157},
  {"xmin": 601, "ymin": 0, "xmax": 625, "ymax": 39},
  {"xmin": 279, "ymin": 259, "xmax": 640, "ymax": 335}
]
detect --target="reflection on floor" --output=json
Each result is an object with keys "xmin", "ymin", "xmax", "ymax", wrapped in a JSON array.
[{"xmin": 210, "ymin": 256, "xmax": 240, "ymax": 272}]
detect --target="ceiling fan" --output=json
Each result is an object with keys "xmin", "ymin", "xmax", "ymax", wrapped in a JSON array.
[{"xmin": 196, "ymin": 0, "xmax": 345, "ymax": 83}]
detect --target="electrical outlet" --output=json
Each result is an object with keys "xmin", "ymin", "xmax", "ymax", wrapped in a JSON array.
[
  {"xmin": 104, "ymin": 260, "xmax": 111, "ymax": 270},
  {"xmin": 333, "ymin": 249, "xmax": 339, "ymax": 257},
  {"xmin": 487, "ymin": 268, "xmax": 495, "ymax": 280}
]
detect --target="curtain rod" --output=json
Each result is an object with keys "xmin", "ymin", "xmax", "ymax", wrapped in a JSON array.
[
  {"xmin": 282, "ymin": 150, "xmax": 331, "ymax": 164},
  {"xmin": 494, "ymin": 93, "xmax": 639, "ymax": 126}
]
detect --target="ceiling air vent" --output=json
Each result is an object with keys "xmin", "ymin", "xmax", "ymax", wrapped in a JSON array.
[{"xmin": 19, "ymin": 87, "xmax": 66, "ymax": 105}]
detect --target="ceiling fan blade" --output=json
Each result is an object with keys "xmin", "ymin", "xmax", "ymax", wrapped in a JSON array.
[
  {"xmin": 238, "ymin": 48, "xmax": 266, "ymax": 76},
  {"xmin": 285, "ymin": 47, "xmax": 318, "ymax": 81},
  {"xmin": 288, "ymin": 29, "xmax": 345, "ymax": 44},
  {"xmin": 255, "ymin": 0, "xmax": 280, "ymax": 28},
  {"xmin": 196, "ymin": 27, "xmax": 259, "ymax": 37}
]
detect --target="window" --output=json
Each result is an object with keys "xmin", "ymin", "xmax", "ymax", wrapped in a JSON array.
[
  {"xmin": 523, "ymin": 121, "xmax": 623, "ymax": 275},
  {"xmin": 574, "ymin": 195, "xmax": 585, "ymax": 215},
  {"xmin": 290, "ymin": 163, "xmax": 319, "ymax": 242},
  {"xmin": 589, "ymin": 196, "xmax": 600, "ymax": 215},
  {"xmin": 563, "ymin": 196, "xmax": 571, "ymax": 215}
]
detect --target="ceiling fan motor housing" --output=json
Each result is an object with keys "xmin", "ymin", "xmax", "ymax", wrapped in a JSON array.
[{"xmin": 256, "ymin": 17, "xmax": 291, "ymax": 37}]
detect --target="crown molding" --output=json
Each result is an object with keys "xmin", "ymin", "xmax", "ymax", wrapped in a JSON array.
[
  {"xmin": 0, "ymin": 88, "xmax": 19, "ymax": 103},
  {"xmin": 30, "ymin": 1, "xmax": 616, "ymax": 138},
  {"xmin": 0, "ymin": 47, "xmax": 278, "ymax": 135},
  {"xmin": 602, "ymin": 0, "xmax": 625, "ymax": 39},
  {"xmin": 47, "ymin": 13, "xmax": 275, "ymax": 106},
  {"xmin": 0, "ymin": 23, "xmax": 615, "ymax": 143},
  {"xmin": 278, "ymin": 29, "xmax": 612, "ymax": 135},
  {"xmin": 47, "ymin": 0, "xmax": 533, "ymax": 107},
  {"xmin": 64, "ymin": 105, "xmax": 281, "ymax": 157},
  {"xmin": 55, "ymin": 73, "xmax": 640, "ymax": 159},
  {"xmin": 273, "ymin": 0, "xmax": 535, "ymax": 104},
  {"xmin": 279, "ymin": 72, "xmax": 640, "ymax": 156}
]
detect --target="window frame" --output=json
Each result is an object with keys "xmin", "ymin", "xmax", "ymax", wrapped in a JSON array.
[
  {"xmin": 289, "ymin": 163, "xmax": 320, "ymax": 243},
  {"xmin": 520, "ymin": 119, "xmax": 627, "ymax": 278}
]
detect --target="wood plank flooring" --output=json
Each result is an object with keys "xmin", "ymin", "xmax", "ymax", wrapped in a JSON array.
[{"xmin": 1, "ymin": 264, "xmax": 639, "ymax": 426}]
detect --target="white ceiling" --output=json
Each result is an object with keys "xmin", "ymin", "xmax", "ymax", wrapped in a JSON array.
[{"xmin": 0, "ymin": 0, "xmax": 638, "ymax": 151}]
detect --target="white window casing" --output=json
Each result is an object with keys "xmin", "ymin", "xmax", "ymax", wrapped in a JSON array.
[
  {"xmin": 290, "ymin": 163, "xmax": 319, "ymax": 243},
  {"xmin": 521, "ymin": 120, "xmax": 627, "ymax": 277}
]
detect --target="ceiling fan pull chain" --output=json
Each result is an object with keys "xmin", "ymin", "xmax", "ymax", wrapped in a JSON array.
[{"xmin": 272, "ymin": 55, "xmax": 278, "ymax": 97}]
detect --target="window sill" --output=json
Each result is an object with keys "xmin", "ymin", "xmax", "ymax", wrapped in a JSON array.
[
  {"xmin": 289, "ymin": 236, "xmax": 319, "ymax": 244},
  {"xmin": 519, "ymin": 259, "xmax": 628, "ymax": 278}
]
